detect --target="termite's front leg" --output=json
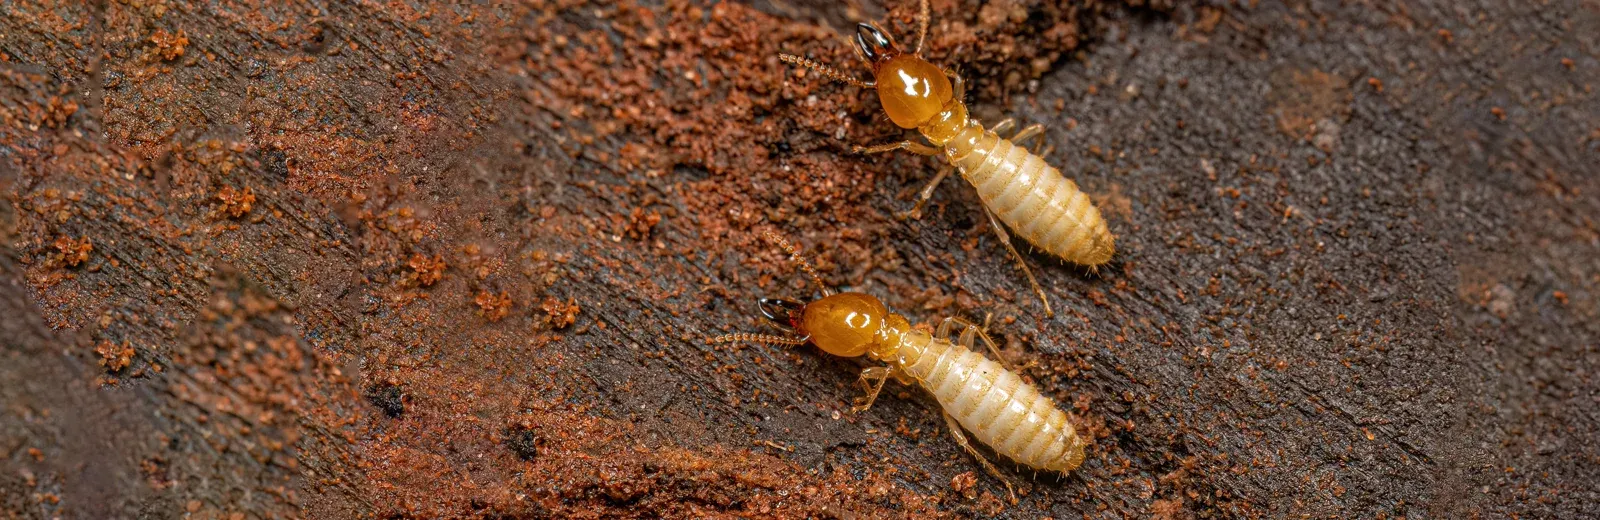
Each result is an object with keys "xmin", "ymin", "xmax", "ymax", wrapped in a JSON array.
[
  {"xmin": 851, "ymin": 366, "xmax": 896, "ymax": 412},
  {"xmin": 854, "ymin": 140, "xmax": 940, "ymax": 156},
  {"xmin": 857, "ymin": 138, "xmax": 942, "ymax": 218},
  {"xmin": 897, "ymin": 166, "xmax": 954, "ymax": 221}
]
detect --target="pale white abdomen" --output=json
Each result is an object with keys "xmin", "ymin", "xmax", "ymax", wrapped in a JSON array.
[
  {"xmin": 893, "ymin": 331, "xmax": 1087, "ymax": 472},
  {"xmin": 947, "ymin": 126, "xmax": 1114, "ymax": 266}
]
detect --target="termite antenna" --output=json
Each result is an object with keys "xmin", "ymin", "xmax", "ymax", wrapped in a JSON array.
[
  {"xmin": 711, "ymin": 332, "xmax": 808, "ymax": 347},
  {"xmin": 763, "ymin": 230, "xmax": 835, "ymax": 296},
  {"xmin": 778, "ymin": 54, "xmax": 875, "ymax": 89},
  {"xmin": 913, "ymin": 0, "xmax": 931, "ymax": 54}
]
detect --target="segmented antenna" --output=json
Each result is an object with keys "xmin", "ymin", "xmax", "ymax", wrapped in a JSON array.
[
  {"xmin": 763, "ymin": 230, "xmax": 835, "ymax": 296},
  {"xmin": 710, "ymin": 332, "xmax": 808, "ymax": 347},
  {"xmin": 778, "ymin": 54, "xmax": 875, "ymax": 89},
  {"xmin": 914, "ymin": 0, "xmax": 931, "ymax": 54}
]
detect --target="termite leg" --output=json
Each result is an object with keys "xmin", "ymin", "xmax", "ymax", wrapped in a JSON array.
[
  {"xmin": 932, "ymin": 315, "xmax": 972, "ymax": 341},
  {"xmin": 1011, "ymin": 123, "xmax": 1052, "ymax": 157},
  {"xmin": 852, "ymin": 366, "xmax": 896, "ymax": 412},
  {"xmin": 896, "ymin": 165, "xmax": 953, "ymax": 221},
  {"xmin": 854, "ymin": 140, "xmax": 940, "ymax": 156},
  {"xmin": 991, "ymin": 118, "xmax": 1016, "ymax": 137},
  {"xmin": 982, "ymin": 206, "xmax": 1054, "ymax": 317},
  {"xmin": 993, "ymin": 119, "xmax": 1052, "ymax": 157},
  {"xmin": 1010, "ymin": 123, "xmax": 1042, "ymax": 146},
  {"xmin": 941, "ymin": 314, "xmax": 1011, "ymax": 369},
  {"xmin": 942, "ymin": 411, "xmax": 1018, "ymax": 503}
]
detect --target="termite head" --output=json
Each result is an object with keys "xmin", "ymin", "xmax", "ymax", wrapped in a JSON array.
[
  {"xmin": 794, "ymin": 292, "xmax": 892, "ymax": 358},
  {"xmin": 737, "ymin": 293, "xmax": 892, "ymax": 358},
  {"xmin": 713, "ymin": 232, "xmax": 907, "ymax": 359},
  {"xmin": 778, "ymin": 1, "xmax": 953, "ymax": 130},
  {"xmin": 756, "ymin": 294, "xmax": 883, "ymax": 357},
  {"xmin": 852, "ymin": 23, "xmax": 953, "ymax": 129}
]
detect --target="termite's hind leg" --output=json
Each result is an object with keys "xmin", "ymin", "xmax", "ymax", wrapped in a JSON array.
[
  {"xmin": 854, "ymin": 140, "xmax": 940, "ymax": 156},
  {"xmin": 982, "ymin": 207, "xmax": 1054, "ymax": 317},
  {"xmin": 942, "ymin": 412, "xmax": 1018, "ymax": 503},
  {"xmin": 897, "ymin": 165, "xmax": 954, "ymax": 221},
  {"xmin": 851, "ymin": 366, "xmax": 895, "ymax": 412}
]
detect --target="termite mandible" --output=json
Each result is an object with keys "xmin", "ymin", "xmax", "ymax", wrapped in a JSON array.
[
  {"xmin": 779, "ymin": 0, "xmax": 1116, "ymax": 317},
  {"xmin": 713, "ymin": 232, "xmax": 1089, "ymax": 499}
]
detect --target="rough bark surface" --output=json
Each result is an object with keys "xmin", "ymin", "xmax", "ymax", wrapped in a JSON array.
[{"xmin": 1, "ymin": 0, "xmax": 1596, "ymax": 518}]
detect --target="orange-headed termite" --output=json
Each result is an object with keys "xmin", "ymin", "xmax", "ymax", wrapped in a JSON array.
[
  {"xmin": 779, "ymin": 0, "xmax": 1116, "ymax": 317},
  {"xmin": 713, "ymin": 233, "xmax": 1089, "ymax": 498}
]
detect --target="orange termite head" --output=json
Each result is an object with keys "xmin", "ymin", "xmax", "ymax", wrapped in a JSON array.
[
  {"xmin": 761, "ymin": 293, "xmax": 888, "ymax": 358},
  {"xmin": 852, "ymin": 23, "xmax": 953, "ymax": 129},
  {"xmin": 714, "ymin": 231, "xmax": 906, "ymax": 356}
]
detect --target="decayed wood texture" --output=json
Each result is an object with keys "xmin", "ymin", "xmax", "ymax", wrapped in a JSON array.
[{"xmin": 1, "ymin": 0, "xmax": 1597, "ymax": 518}]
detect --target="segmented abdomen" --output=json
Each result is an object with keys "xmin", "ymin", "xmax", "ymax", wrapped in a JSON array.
[
  {"xmin": 894, "ymin": 331, "xmax": 1087, "ymax": 472},
  {"xmin": 948, "ymin": 126, "xmax": 1114, "ymax": 266}
]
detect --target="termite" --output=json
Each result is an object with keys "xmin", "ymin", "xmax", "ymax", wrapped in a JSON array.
[
  {"xmin": 714, "ymin": 233, "xmax": 1088, "ymax": 498},
  {"xmin": 779, "ymin": 0, "xmax": 1116, "ymax": 317}
]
